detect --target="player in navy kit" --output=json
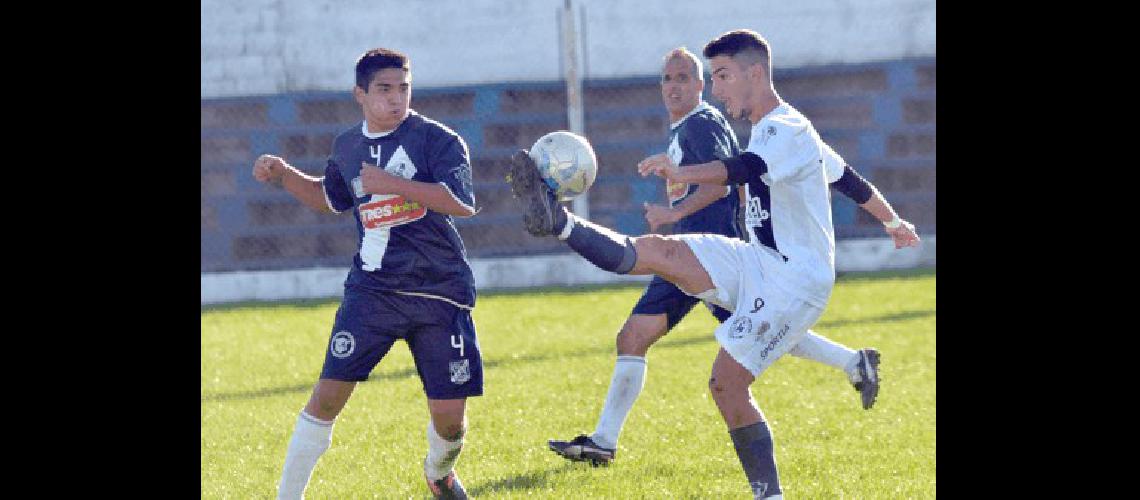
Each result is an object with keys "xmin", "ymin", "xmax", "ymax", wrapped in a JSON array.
[
  {"xmin": 252, "ymin": 48, "xmax": 477, "ymax": 500},
  {"xmin": 546, "ymin": 47, "xmax": 911, "ymax": 467}
]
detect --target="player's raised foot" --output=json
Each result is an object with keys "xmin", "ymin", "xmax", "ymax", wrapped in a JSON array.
[
  {"xmin": 851, "ymin": 348, "xmax": 881, "ymax": 410},
  {"xmin": 425, "ymin": 470, "xmax": 468, "ymax": 499},
  {"xmin": 506, "ymin": 149, "xmax": 566, "ymax": 237},
  {"xmin": 548, "ymin": 434, "xmax": 615, "ymax": 467}
]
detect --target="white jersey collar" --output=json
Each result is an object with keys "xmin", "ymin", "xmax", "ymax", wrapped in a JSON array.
[
  {"xmin": 670, "ymin": 101, "xmax": 715, "ymax": 130},
  {"xmin": 361, "ymin": 110, "xmax": 415, "ymax": 139}
]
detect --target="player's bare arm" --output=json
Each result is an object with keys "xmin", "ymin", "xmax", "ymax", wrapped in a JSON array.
[
  {"xmin": 830, "ymin": 163, "xmax": 920, "ymax": 249},
  {"xmin": 359, "ymin": 163, "xmax": 476, "ymax": 217},
  {"xmin": 637, "ymin": 152, "xmax": 729, "ymax": 185},
  {"xmin": 252, "ymin": 154, "xmax": 332, "ymax": 213},
  {"xmin": 643, "ymin": 183, "xmax": 728, "ymax": 233}
]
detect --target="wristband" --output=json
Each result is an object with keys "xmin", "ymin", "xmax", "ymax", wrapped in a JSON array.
[{"xmin": 884, "ymin": 214, "xmax": 902, "ymax": 229}]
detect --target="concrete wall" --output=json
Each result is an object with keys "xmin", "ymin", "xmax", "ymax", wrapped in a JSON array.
[{"xmin": 201, "ymin": 0, "xmax": 936, "ymax": 97}]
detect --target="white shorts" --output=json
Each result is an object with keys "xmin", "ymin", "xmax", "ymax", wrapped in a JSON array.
[{"xmin": 680, "ymin": 234, "xmax": 825, "ymax": 377}]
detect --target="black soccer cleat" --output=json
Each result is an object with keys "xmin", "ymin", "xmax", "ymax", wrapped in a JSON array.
[
  {"xmin": 548, "ymin": 434, "xmax": 616, "ymax": 467},
  {"xmin": 851, "ymin": 348, "xmax": 881, "ymax": 410},
  {"xmin": 507, "ymin": 149, "xmax": 566, "ymax": 237},
  {"xmin": 425, "ymin": 470, "xmax": 468, "ymax": 499}
]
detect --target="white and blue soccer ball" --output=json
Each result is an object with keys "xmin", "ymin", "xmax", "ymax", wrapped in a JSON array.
[{"xmin": 529, "ymin": 130, "xmax": 598, "ymax": 201}]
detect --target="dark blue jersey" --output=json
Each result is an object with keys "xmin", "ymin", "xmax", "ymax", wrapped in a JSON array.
[
  {"xmin": 322, "ymin": 110, "xmax": 477, "ymax": 307},
  {"xmin": 664, "ymin": 102, "xmax": 742, "ymax": 237}
]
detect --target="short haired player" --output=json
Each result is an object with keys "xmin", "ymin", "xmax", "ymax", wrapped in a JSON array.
[{"xmin": 509, "ymin": 30, "xmax": 917, "ymax": 498}]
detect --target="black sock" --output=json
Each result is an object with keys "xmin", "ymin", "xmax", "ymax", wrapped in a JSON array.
[
  {"xmin": 563, "ymin": 215, "xmax": 638, "ymax": 274},
  {"xmin": 729, "ymin": 421, "xmax": 782, "ymax": 498}
]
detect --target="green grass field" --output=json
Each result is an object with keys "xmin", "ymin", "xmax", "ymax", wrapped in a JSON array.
[{"xmin": 202, "ymin": 269, "xmax": 935, "ymax": 498}]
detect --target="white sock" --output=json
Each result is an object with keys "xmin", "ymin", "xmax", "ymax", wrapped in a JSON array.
[
  {"xmin": 424, "ymin": 419, "xmax": 465, "ymax": 481},
  {"xmin": 789, "ymin": 331, "xmax": 861, "ymax": 381},
  {"xmin": 278, "ymin": 411, "xmax": 334, "ymax": 500},
  {"xmin": 591, "ymin": 355, "xmax": 647, "ymax": 450}
]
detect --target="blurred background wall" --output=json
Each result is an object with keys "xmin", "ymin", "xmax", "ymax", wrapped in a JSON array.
[{"xmin": 201, "ymin": 0, "xmax": 935, "ymax": 303}]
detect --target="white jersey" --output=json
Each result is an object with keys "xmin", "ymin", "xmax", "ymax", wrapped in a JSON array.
[{"xmin": 739, "ymin": 102, "xmax": 836, "ymax": 308}]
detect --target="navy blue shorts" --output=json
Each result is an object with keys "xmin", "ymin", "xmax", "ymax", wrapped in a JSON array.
[
  {"xmin": 319, "ymin": 286, "xmax": 483, "ymax": 400},
  {"xmin": 630, "ymin": 276, "xmax": 732, "ymax": 330}
]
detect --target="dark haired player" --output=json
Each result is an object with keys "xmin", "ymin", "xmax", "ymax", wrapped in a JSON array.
[
  {"xmin": 510, "ymin": 30, "xmax": 918, "ymax": 498},
  {"xmin": 253, "ymin": 48, "xmax": 479, "ymax": 499}
]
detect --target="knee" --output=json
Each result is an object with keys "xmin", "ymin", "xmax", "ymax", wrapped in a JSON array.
[
  {"xmin": 616, "ymin": 326, "xmax": 646, "ymax": 356},
  {"xmin": 634, "ymin": 235, "xmax": 672, "ymax": 266},
  {"xmin": 438, "ymin": 421, "xmax": 466, "ymax": 441},
  {"xmin": 708, "ymin": 376, "xmax": 744, "ymax": 402},
  {"xmin": 617, "ymin": 320, "xmax": 665, "ymax": 356}
]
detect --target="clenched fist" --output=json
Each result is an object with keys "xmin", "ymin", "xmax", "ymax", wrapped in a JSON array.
[
  {"xmin": 252, "ymin": 154, "xmax": 286, "ymax": 186},
  {"xmin": 359, "ymin": 162, "xmax": 400, "ymax": 195},
  {"xmin": 643, "ymin": 202, "xmax": 679, "ymax": 233}
]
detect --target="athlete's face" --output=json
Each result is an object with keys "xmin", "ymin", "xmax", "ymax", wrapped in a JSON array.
[
  {"xmin": 660, "ymin": 56, "xmax": 704, "ymax": 119},
  {"xmin": 709, "ymin": 55, "xmax": 755, "ymax": 121},
  {"xmin": 355, "ymin": 68, "xmax": 411, "ymax": 132}
]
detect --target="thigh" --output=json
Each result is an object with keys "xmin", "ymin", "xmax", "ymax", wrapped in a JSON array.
[
  {"xmin": 319, "ymin": 288, "xmax": 406, "ymax": 382},
  {"xmin": 631, "ymin": 234, "xmax": 716, "ymax": 296},
  {"xmin": 405, "ymin": 298, "xmax": 484, "ymax": 400},
  {"xmin": 675, "ymin": 233, "xmax": 748, "ymax": 310}
]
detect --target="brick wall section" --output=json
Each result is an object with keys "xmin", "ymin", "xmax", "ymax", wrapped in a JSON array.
[{"xmin": 202, "ymin": 58, "xmax": 935, "ymax": 272}]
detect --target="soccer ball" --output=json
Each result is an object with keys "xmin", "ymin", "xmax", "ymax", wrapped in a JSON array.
[{"xmin": 529, "ymin": 131, "xmax": 598, "ymax": 201}]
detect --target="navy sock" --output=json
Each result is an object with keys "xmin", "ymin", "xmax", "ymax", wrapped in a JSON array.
[
  {"xmin": 729, "ymin": 421, "xmax": 782, "ymax": 499},
  {"xmin": 563, "ymin": 215, "xmax": 638, "ymax": 274}
]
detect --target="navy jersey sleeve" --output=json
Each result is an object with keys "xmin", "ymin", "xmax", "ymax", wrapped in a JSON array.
[
  {"xmin": 428, "ymin": 133, "xmax": 476, "ymax": 210},
  {"xmin": 685, "ymin": 115, "xmax": 737, "ymax": 165},
  {"xmin": 321, "ymin": 158, "xmax": 355, "ymax": 213}
]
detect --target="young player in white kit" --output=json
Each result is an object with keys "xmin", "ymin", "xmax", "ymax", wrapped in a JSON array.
[{"xmin": 507, "ymin": 29, "xmax": 916, "ymax": 498}]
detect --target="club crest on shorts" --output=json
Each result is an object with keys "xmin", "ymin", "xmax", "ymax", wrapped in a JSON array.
[
  {"xmin": 449, "ymin": 359, "xmax": 471, "ymax": 384},
  {"xmin": 330, "ymin": 331, "xmax": 355, "ymax": 359},
  {"xmin": 729, "ymin": 316, "xmax": 753, "ymax": 339}
]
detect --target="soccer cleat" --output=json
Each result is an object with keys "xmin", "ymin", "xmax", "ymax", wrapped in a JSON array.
[
  {"xmin": 548, "ymin": 434, "xmax": 616, "ymax": 467},
  {"xmin": 851, "ymin": 348, "xmax": 881, "ymax": 410},
  {"xmin": 507, "ymin": 149, "xmax": 566, "ymax": 237},
  {"xmin": 425, "ymin": 470, "xmax": 468, "ymax": 500}
]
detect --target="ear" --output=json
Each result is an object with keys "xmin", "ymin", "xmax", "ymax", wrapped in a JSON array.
[
  {"xmin": 748, "ymin": 63, "xmax": 767, "ymax": 83},
  {"xmin": 352, "ymin": 85, "xmax": 365, "ymax": 104}
]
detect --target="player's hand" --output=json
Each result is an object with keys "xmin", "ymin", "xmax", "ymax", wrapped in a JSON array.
[
  {"xmin": 643, "ymin": 202, "xmax": 678, "ymax": 233},
  {"xmin": 886, "ymin": 218, "xmax": 921, "ymax": 249},
  {"xmin": 252, "ymin": 154, "xmax": 286, "ymax": 185},
  {"xmin": 637, "ymin": 153, "xmax": 680, "ymax": 181},
  {"xmin": 359, "ymin": 162, "xmax": 400, "ymax": 195}
]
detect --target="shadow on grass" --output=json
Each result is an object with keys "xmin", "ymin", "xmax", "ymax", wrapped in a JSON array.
[
  {"xmin": 465, "ymin": 463, "xmax": 578, "ymax": 496},
  {"xmin": 202, "ymin": 307, "xmax": 934, "ymax": 403}
]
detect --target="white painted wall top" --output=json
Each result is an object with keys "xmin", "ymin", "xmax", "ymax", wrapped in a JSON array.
[{"xmin": 201, "ymin": 0, "xmax": 935, "ymax": 98}]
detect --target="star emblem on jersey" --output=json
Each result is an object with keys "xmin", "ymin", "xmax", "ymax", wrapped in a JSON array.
[
  {"xmin": 330, "ymin": 331, "xmax": 355, "ymax": 359},
  {"xmin": 729, "ymin": 316, "xmax": 753, "ymax": 339},
  {"xmin": 449, "ymin": 359, "xmax": 471, "ymax": 384}
]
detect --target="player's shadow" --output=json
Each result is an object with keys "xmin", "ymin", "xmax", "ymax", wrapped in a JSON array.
[
  {"xmin": 201, "ymin": 307, "xmax": 934, "ymax": 403},
  {"xmin": 464, "ymin": 463, "xmax": 577, "ymax": 496}
]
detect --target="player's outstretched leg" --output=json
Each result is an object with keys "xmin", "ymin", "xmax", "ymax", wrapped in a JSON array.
[
  {"xmin": 507, "ymin": 150, "xmax": 639, "ymax": 273},
  {"xmin": 788, "ymin": 333, "xmax": 882, "ymax": 409}
]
